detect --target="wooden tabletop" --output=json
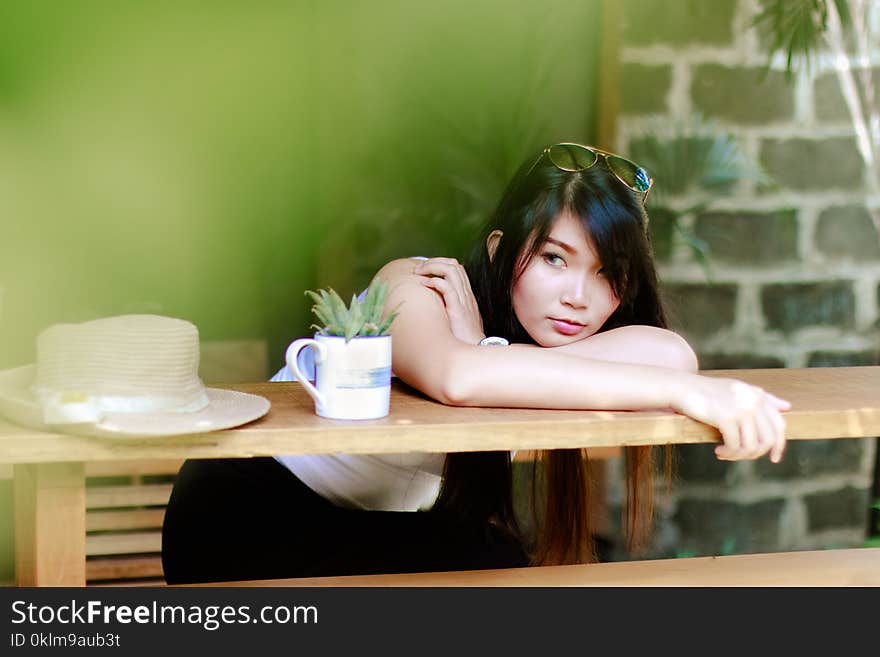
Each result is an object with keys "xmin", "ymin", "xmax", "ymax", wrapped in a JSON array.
[
  {"xmin": 186, "ymin": 547, "xmax": 880, "ymax": 588},
  {"xmin": 0, "ymin": 366, "xmax": 878, "ymax": 464}
]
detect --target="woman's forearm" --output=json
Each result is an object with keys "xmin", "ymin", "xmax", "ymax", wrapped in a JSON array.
[
  {"xmin": 544, "ymin": 325, "xmax": 699, "ymax": 372},
  {"xmin": 434, "ymin": 325, "xmax": 699, "ymax": 409},
  {"xmin": 441, "ymin": 343, "xmax": 696, "ymax": 411}
]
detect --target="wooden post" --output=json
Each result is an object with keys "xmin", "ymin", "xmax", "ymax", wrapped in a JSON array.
[
  {"xmin": 14, "ymin": 462, "xmax": 86, "ymax": 586},
  {"xmin": 595, "ymin": 0, "xmax": 622, "ymax": 150}
]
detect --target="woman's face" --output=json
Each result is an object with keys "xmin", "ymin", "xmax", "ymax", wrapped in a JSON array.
[{"xmin": 511, "ymin": 211, "xmax": 620, "ymax": 347}]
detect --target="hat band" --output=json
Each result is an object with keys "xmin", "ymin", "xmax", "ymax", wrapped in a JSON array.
[{"xmin": 31, "ymin": 387, "xmax": 210, "ymax": 426}]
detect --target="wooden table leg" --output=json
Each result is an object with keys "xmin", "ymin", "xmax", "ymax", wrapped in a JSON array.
[{"xmin": 14, "ymin": 462, "xmax": 86, "ymax": 586}]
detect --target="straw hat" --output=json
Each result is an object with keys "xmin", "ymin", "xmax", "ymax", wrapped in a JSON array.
[{"xmin": 0, "ymin": 314, "xmax": 270, "ymax": 438}]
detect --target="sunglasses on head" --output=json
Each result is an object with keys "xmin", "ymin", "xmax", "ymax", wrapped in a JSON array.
[{"xmin": 527, "ymin": 142, "xmax": 654, "ymax": 205}]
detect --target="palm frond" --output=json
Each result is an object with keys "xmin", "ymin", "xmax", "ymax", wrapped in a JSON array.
[
  {"xmin": 753, "ymin": 0, "xmax": 852, "ymax": 80},
  {"xmin": 628, "ymin": 114, "xmax": 772, "ymax": 279},
  {"xmin": 629, "ymin": 114, "xmax": 771, "ymax": 206}
]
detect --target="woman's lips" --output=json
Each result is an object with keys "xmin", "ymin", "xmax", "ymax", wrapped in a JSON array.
[{"xmin": 549, "ymin": 318, "xmax": 585, "ymax": 336}]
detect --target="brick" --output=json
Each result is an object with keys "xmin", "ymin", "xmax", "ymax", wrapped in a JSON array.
[
  {"xmin": 754, "ymin": 438, "xmax": 868, "ymax": 480},
  {"xmin": 815, "ymin": 205, "xmax": 880, "ymax": 261},
  {"xmin": 762, "ymin": 282, "xmax": 855, "ymax": 333},
  {"xmin": 675, "ymin": 498, "xmax": 786, "ymax": 555},
  {"xmin": 807, "ymin": 350, "xmax": 880, "ymax": 367},
  {"xmin": 815, "ymin": 68, "xmax": 880, "ymax": 122},
  {"xmin": 647, "ymin": 206, "xmax": 676, "ymax": 261},
  {"xmin": 698, "ymin": 353, "xmax": 786, "ymax": 370},
  {"xmin": 694, "ymin": 209, "xmax": 798, "ymax": 265},
  {"xmin": 760, "ymin": 138, "xmax": 864, "ymax": 190},
  {"xmin": 691, "ymin": 65, "xmax": 795, "ymax": 124},
  {"xmin": 662, "ymin": 283, "xmax": 737, "ymax": 339},
  {"xmin": 622, "ymin": 0, "xmax": 736, "ymax": 47},
  {"xmin": 620, "ymin": 63, "xmax": 672, "ymax": 116},
  {"xmin": 804, "ymin": 486, "xmax": 870, "ymax": 532},
  {"xmin": 672, "ymin": 444, "xmax": 734, "ymax": 483}
]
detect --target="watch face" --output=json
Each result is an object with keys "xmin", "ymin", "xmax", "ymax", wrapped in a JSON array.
[{"xmin": 480, "ymin": 336, "xmax": 509, "ymax": 346}]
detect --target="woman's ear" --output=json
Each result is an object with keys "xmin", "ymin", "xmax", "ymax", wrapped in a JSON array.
[{"xmin": 486, "ymin": 230, "xmax": 503, "ymax": 262}]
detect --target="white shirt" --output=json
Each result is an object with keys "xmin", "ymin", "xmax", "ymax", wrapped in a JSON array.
[
  {"xmin": 273, "ymin": 257, "xmax": 445, "ymax": 512},
  {"xmin": 271, "ymin": 362, "xmax": 445, "ymax": 511}
]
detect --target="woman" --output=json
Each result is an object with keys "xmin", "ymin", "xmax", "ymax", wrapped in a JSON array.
[{"xmin": 162, "ymin": 143, "xmax": 788, "ymax": 583}]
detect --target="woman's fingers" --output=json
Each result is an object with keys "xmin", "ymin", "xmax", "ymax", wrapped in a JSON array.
[
  {"xmin": 752, "ymin": 408, "xmax": 777, "ymax": 460},
  {"xmin": 738, "ymin": 412, "xmax": 760, "ymax": 459},
  {"xmin": 714, "ymin": 420, "xmax": 741, "ymax": 460},
  {"xmin": 415, "ymin": 258, "xmax": 484, "ymax": 344},
  {"xmin": 418, "ymin": 272, "xmax": 462, "ymax": 308},
  {"xmin": 711, "ymin": 385, "xmax": 787, "ymax": 463},
  {"xmin": 418, "ymin": 274, "xmax": 447, "ymax": 293},
  {"xmin": 677, "ymin": 376, "xmax": 789, "ymax": 463},
  {"xmin": 415, "ymin": 259, "xmax": 470, "ymax": 304},
  {"xmin": 768, "ymin": 406, "xmax": 787, "ymax": 463},
  {"xmin": 753, "ymin": 388, "xmax": 787, "ymax": 462},
  {"xmin": 415, "ymin": 258, "xmax": 465, "ymax": 281}
]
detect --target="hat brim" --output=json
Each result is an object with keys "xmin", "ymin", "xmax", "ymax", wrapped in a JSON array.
[{"xmin": 0, "ymin": 365, "xmax": 270, "ymax": 439}]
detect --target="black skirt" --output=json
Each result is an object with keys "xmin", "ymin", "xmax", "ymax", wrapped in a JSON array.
[{"xmin": 161, "ymin": 456, "xmax": 529, "ymax": 584}]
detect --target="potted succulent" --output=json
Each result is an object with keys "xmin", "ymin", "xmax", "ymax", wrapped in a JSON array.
[
  {"xmin": 285, "ymin": 279, "xmax": 400, "ymax": 420},
  {"xmin": 305, "ymin": 279, "xmax": 399, "ymax": 342}
]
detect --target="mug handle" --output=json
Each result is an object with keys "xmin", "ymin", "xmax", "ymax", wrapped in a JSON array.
[{"xmin": 285, "ymin": 338, "xmax": 327, "ymax": 408}]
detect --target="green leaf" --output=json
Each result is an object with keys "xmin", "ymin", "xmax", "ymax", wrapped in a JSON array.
[
  {"xmin": 376, "ymin": 303, "xmax": 402, "ymax": 335},
  {"xmin": 305, "ymin": 291, "xmax": 334, "ymax": 333},
  {"xmin": 344, "ymin": 294, "xmax": 365, "ymax": 342},
  {"xmin": 361, "ymin": 282, "xmax": 379, "ymax": 325},
  {"xmin": 326, "ymin": 289, "xmax": 349, "ymax": 334},
  {"xmin": 674, "ymin": 220, "xmax": 714, "ymax": 282},
  {"xmin": 751, "ymin": 0, "xmax": 850, "ymax": 80}
]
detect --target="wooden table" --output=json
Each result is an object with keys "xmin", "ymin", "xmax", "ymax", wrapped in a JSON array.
[{"xmin": 2, "ymin": 366, "xmax": 879, "ymax": 586}]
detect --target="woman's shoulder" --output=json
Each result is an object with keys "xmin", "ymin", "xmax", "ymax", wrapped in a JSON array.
[{"xmin": 372, "ymin": 256, "xmax": 430, "ymax": 284}]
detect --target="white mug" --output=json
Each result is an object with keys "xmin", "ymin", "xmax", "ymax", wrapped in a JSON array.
[{"xmin": 285, "ymin": 334, "xmax": 392, "ymax": 420}]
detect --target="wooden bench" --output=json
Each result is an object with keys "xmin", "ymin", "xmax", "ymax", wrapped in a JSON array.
[
  {"xmin": 84, "ymin": 459, "xmax": 183, "ymax": 586},
  {"xmin": 3, "ymin": 366, "xmax": 878, "ymax": 586},
  {"xmin": 184, "ymin": 547, "xmax": 880, "ymax": 587},
  {"xmin": 81, "ymin": 450, "xmax": 619, "ymax": 587}
]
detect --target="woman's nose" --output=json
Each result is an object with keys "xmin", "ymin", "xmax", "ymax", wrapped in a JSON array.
[{"xmin": 560, "ymin": 274, "xmax": 589, "ymax": 308}]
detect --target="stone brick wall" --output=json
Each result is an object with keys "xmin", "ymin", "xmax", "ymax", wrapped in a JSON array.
[{"xmin": 602, "ymin": 0, "xmax": 880, "ymax": 560}]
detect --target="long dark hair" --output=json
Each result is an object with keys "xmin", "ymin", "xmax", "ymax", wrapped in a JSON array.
[{"xmin": 432, "ymin": 147, "xmax": 671, "ymax": 565}]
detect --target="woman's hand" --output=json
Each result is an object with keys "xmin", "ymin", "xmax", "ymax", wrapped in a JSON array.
[
  {"xmin": 671, "ymin": 374, "xmax": 791, "ymax": 463},
  {"xmin": 414, "ymin": 258, "xmax": 485, "ymax": 345}
]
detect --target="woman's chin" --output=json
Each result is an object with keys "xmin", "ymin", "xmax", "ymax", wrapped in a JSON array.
[{"xmin": 535, "ymin": 332, "xmax": 589, "ymax": 348}]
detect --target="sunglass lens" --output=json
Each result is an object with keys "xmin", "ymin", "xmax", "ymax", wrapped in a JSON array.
[
  {"xmin": 548, "ymin": 144, "xmax": 597, "ymax": 172},
  {"xmin": 607, "ymin": 156, "xmax": 652, "ymax": 193}
]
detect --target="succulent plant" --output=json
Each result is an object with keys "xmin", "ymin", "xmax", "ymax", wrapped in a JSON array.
[{"xmin": 305, "ymin": 278, "xmax": 399, "ymax": 342}]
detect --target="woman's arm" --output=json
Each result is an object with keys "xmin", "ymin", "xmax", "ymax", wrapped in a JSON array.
[
  {"xmin": 541, "ymin": 325, "xmax": 699, "ymax": 373},
  {"xmin": 375, "ymin": 258, "xmax": 788, "ymax": 462}
]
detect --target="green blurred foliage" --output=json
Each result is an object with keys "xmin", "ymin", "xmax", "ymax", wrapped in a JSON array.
[{"xmin": 0, "ymin": 0, "xmax": 603, "ymax": 369}]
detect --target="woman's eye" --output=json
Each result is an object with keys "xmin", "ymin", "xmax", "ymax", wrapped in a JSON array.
[
  {"xmin": 542, "ymin": 252, "xmax": 565, "ymax": 267},
  {"xmin": 596, "ymin": 267, "xmax": 606, "ymax": 277}
]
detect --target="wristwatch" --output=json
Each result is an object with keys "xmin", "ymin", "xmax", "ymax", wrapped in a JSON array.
[{"xmin": 478, "ymin": 336, "xmax": 510, "ymax": 347}]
